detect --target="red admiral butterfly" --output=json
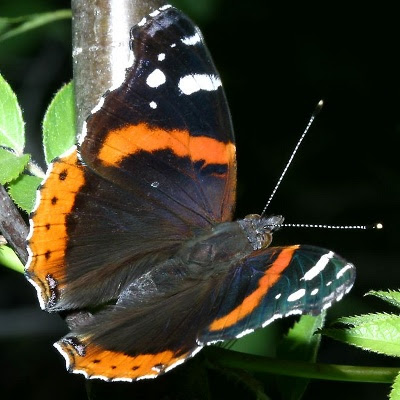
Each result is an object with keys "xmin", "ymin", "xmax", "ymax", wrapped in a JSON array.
[{"xmin": 25, "ymin": 4, "xmax": 355, "ymax": 381}]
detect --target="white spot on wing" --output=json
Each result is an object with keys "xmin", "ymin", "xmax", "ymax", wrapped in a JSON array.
[
  {"xmin": 262, "ymin": 313, "xmax": 283, "ymax": 328},
  {"xmin": 310, "ymin": 288, "xmax": 319, "ymax": 296},
  {"xmin": 90, "ymin": 374, "xmax": 111, "ymax": 381},
  {"xmin": 275, "ymin": 293, "xmax": 282, "ymax": 299},
  {"xmin": 138, "ymin": 17, "xmax": 147, "ymax": 26},
  {"xmin": 26, "ymin": 277, "xmax": 46, "ymax": 310},
  {"xmin": 90, "ymin": 95, "xmax": 105, "ymax": 114},
  {"xmin": 26, "ymin": 219, "xmax": 34, "ymax": 242},
  {"xmin": 191, "ymin": 346, "xmax": 203, "ymax": 358},
  {"xmin": 149, "ymin": 10, "xmax": 160, "ymax": 17},
  {"xmin": 322, "ymin": 301, "xmax": 332, "ymax": 311},
  {"xmin": 146, "ymin": 69, "xmax": 166, "ymax": 88},
  {"xmin": 170, "ymin": 43, "xmax": 176, "ymax": 48},
  {"xmin": 181, "ymin": 31, "xmax": 201, "ymax": 46},
  {"xmin": 160, "ymin": 4, "xmax": 172, "ymax": 10},
  {"xmin": 236, "ymin": 328, "xmax": 254, "ymax": 339},
  {"xmin": 151, "ymin": 181, "xmax": 159, "ymax": 188},
  {"xmin": 336, "ymin": 263, "xmax": 354, "ymax": 279},
  {"xmin": 158, "ymin": 53, "xmax": 166, "ymax": 61},
  {"xmin": 201, "ymin": 339, "xmax": 224, "ymax": 346},
  {"xmin": 345, "ymin": 285, "xmax": 353, "ymax": 294},
  {"xmin": 54, "ymin": 342, "xmax": 72, "ymax": 370},
  {"xmin": 78, "ymin": 120, "xmax": 87, "ymax": 145},
  {"xmin": 326, "ymin": 280, "xmax": 332, "ymax": 287},
  {"xmin": 137, "ymin": 374, "xmax": 158, "ymax": 381},
  {"xmin": 72, "ymin": 368, "xmax": 89, "ymax": 378},
  {"xmin": 113, "ymin": 377, "xmax": 133, "ymax": 382},
  {"xmin": 301, "ymin": 251, "xmax": 334, "ymax": 281},
  {"xmin": 178, "ymin": 74, "xmax": 222, "ymax": 95},
  {"xmin": 287, "ymin": 288, "xmax": 306, "ymax": 302},
  {"xmin": 149, "ymin": 101, "xmax": 157, "ymax": 109},
  {"xmin": 285, "ymin": 309, "xmax": 303, "ymax": 317},
  {"xmin": 164, "ymin": 358, "xmax": 185, "ymax": 373},
  {"xmin": 26, "ymin": 244, "xmax": 33, "ymax": 268}
]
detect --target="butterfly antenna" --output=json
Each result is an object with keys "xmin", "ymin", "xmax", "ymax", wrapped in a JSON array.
[
  {"xmin": 270, "ymin": 222, "xmax": 383, "ymax": 230},
  {"xmin": 260, "ymin": 100, "xmax": 324, "ymax": 218}
]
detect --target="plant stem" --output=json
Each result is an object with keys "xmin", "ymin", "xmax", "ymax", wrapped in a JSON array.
[
  {"xmin": 0, "ymin": 184, "xmax": 28, "ymax": 265},
  {"xmin": 205, "ymin": 347, "xmax": 399, "ymax": 384},
  {"xmin": 71, "ymin": 0, "xmax": 164, "ymax": 134}
]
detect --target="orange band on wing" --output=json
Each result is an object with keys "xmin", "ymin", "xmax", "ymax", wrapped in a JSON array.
[
  {"xmin": 98, "ymin": 123, "xmax": 235, "ymax": 167},
  {"xmin": 27, "ymin": 149, "xmax": 85, "ymax": 305},
  {"xmin": 57, "ymin": 339, "xmax": 191, "ymax": 381},
  {"xmin": 209, "ymin": 245, "xmax": 300, "ymax": 331}
]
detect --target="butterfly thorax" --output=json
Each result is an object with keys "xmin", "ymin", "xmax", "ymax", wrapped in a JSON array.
[{"xmin": 162, "ymin": 214, "xmax": 285, "ymax": 280}]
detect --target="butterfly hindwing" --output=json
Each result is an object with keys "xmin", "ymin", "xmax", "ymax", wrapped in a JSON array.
[
  {"xmin": 199, "ymin": 245, "xmax": 355, "ymax": 343},
  {"xmin": 54, "ymin": 244, "xmax": 354, "ymax": 381}
]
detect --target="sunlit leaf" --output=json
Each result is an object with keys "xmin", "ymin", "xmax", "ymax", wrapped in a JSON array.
[
  {"xmin": 0, "ymin": 73, "xmax": 24, "ymax": 154},
  {"xmin": 7, "ymin": 174, "xmax": 42, "ymax": 213},
  {"xmin": 390, "ymin": 372, "xmax": 400, "ymax": 400},
  {"xmin": 323, "ymin": 313, "xmax": 400, "ymax": 357},
  {"xmin": 0, "ymin": 148, "xmax": 29, "ymax": 184},
  {"xmin": 0, "ymin": 245, "xmax": 24, "ymax": 273},
  {"xmin": 368, "ymin": 290, "xmax": 400, "ymax": 309},
  {"xmin": 42, "ymin": 81, "xmax": 76, "ymax": 164}
]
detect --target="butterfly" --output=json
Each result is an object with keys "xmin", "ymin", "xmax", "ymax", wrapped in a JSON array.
[{"xmin": 25, "ymin": 4, "xmax": 355, "ymax": 381}]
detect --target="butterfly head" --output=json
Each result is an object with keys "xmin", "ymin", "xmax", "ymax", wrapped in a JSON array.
[{"xmin": 238, "ymin": 214, "xmax": 284, "ymax": 251}]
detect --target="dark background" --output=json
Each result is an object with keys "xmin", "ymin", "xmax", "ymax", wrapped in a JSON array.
[{"xmin": 0, "ymin": 0, "xmax": 398, "ymax": 399}]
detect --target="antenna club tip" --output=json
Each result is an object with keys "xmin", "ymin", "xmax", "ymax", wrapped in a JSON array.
[
  {"xmin": 374, "ymin": 222, "xmax": 383, "ymax": 230},
  {"xmin": 312, "ymin": 100, "xmax": 324, "ymax": 117}
]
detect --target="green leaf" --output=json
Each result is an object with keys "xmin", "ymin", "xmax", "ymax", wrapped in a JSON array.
[
  {"xmin": 368, "ymin": 290, "xmax": 400, "ymax": 309},
  {"xmin": 323, "ymin": 313, "xmax": 400, "ymax": 357},
  {"xmin": 390, "ymin": 372, "xmax": 400, "ymax": 400},
  {"xmin": 7, "ymin": 174, "xmax": 42, "ymax": 213},
  {"xmin": 0, "ymin": 73, "xmax": 24, "ymax": 154},
  {"xmin": 0, "ymin": 10, "xmax": 72, "ymax": 42},
  {"xmin": 0, "ymin": 148, "xmax": 29, "ymax": 184},
  {"xmin": 276, "ymin": 314, "xmax": 326, "ymax": 400},
  {"xmin": 335, "ymin": 313, "xmax": 393, "ymax": 325},
  {"xmin": 279, "ymin": 314, "xmax": 326, "ymax": 360},
  {"xmin": 42, "ymin": 81, "xmax": 76, "ymax": 164},
  {"xmin": 0, "ymin": 245, "xmax": 24, "ymax": 273}
]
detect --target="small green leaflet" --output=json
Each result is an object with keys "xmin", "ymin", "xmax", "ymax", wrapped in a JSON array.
[
  {"xmin": 0, "ymin": 73, "xmax": 25, "ymax": 155},
  {"xmin": 3, "ymin": 80, "xmax": 76, "ymax": 212},
  {"xmin": 0, "ymin": 148, "xmax": 29, "ymax": 184},
  {"xmin": 323, "ymin": 313, "xmax": 400, "ymax": 357},
  {"xmin": 323, "ymin": 290, "xmax": 400, "ymax": 358},
  {"xmin": 42, "ymin": 81, "xmax": 76, "ymax": 164},
  {"xmin": 390, "ymin": 372, "xmax": 400, "ymax": 400},
  {"xmin": 8, "ymin": 174, "xmax": 42, "ymax": 214},
  {"xmin": 368, "ymin": 290, "xmax": 400, "ymax": 309},
  {"xmin": 0, "ymin": 245, "xmax": 24, "ymax": 273}
]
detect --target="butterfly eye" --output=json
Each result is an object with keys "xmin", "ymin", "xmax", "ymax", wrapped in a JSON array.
[
  {"xmin": 257, "ymin": 232, "xmax": 272, "ymax": 249},
  {"xmin": 243, "ymin": 213, "xmax": 261, "ymax": 220}
]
